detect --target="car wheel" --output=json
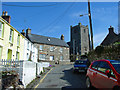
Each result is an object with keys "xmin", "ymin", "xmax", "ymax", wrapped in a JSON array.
[
  {"xmin": 86, "ymin": 77, "xmax": 92, "ymax": 88},
  {"xmin": 113, "ymin": 86, "xmax": 120, "ymax": 90}
]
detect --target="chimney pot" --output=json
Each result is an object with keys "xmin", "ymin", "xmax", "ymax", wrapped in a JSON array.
[
  {"xmin": 26, "ymin": 28, "xmax": 31, "ymax": 36},
  {"xmin": 2, "ymin": 11, "xmax": 11, "ymax": 24},
  {"xmin": 2, "ymin": 11, "xmax": 5, "ymax": 16},
  {"xmin": 61, "ymin": 34, "xmax": 64, "ymax": 40},
  {"xmin": 5, "ymin": 11, "xmax": 8, "ymax": 16},
  {"xmin": 108, "ymin": 26, "xmax": 114, "ymax": 33},
  {"xmin": 21, "ymin": 29, "xmax": 25, "ymax": 36}
]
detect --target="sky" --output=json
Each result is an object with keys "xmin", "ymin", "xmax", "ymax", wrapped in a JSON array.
[{"xmin": 1, "ymin": 1, "xmax": 119, "ymax": 48}]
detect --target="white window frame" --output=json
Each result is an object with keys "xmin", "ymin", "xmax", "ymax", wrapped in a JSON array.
[
  {"xmin": 9, "ymin": 29, "xmax": 13, "ymax": 42},
  {"xmin": 50, "ymin": 55, "xmax": 54, "ymax": 61},
  {"xmin": 0, "ymin": 22, "xmax": 3, "ymax": 38},
  {"xmin": 39, "ymin": 54, "xmax": 46, "ymax": 60},
  {"xmin": 60, "ymin": 55, "xmax": 63, "ymax": 60},
  {"xmin": 17, "ymin": 34, "xmax": 20, "ymax": 46},
  {"xmin": 60, "ymin": 48, "xmax": 63, "ymax": 53},
  {"xmin": 39, "ymin": 45, "xmax": 43, "ymax": 51},
  {"xmin": 27, "ymin": 42, "xmax": 29, "ymax": 50},
  {"xmin": 50, "ymin": 46, "xmax": 54, "ymax": 52}
]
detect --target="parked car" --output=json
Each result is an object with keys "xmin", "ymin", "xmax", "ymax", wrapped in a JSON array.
[
  {"xmin": 73, "ymin": 59, "xmax": 90, "ymax": 73},
  {"xmin": 86, "ymin": 59, "xmax": 120, "ymax": 89}
]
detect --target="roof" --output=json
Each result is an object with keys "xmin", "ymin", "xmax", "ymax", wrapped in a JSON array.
[
  {"xmin": 101, "ymin": 31, "xmax": 118, "ymax": 46},
  {"xmin": 27, "ymin": 34, "xmax": 69, "ymax": 47}
]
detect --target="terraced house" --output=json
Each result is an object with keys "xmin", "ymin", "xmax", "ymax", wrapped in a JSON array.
[
  {"xmin": 0, "ymin": 11, "xmax": 38, "ymax": 62},
  {"xmin": 0, "ymin": 11, "xmax": 24, "ymax": 60}
]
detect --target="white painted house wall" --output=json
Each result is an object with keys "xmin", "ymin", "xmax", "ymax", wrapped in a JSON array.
[{"xmin": 23, "ymin": 38, "xmax": 38, "ymax": 62}]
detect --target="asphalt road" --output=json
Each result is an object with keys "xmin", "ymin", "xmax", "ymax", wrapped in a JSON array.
[{"xmin": 35, "ymin": 64, "xmax": 87, "ymax": 89}]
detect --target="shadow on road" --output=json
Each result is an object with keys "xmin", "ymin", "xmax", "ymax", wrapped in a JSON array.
[{"xmin": 60, "ymin": 67, "xmax": 97, "ymax": 90}]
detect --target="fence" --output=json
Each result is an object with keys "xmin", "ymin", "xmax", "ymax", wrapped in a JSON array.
[{"xmin": 0, "ymin": 59, "xmax": 50, "ymax": 88}]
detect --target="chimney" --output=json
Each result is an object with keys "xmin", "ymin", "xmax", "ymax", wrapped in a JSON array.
[
  {"xmin": 108, "ymin": 26, "xmax": 114, "ymax": 33},
  {"xmin": 26, "ymin": 28, "xmax": 31, "ymax": 36},
  {"xmin": 61, "ymin": 34, "xmax": 64, "ymax": 40},
  {"xmin": 21, "ymin": 29, "xmax": 25, "ymax": 36},
  {"xmin": 2, "ymin": 11, "xmax": 11, "ymax": 24}
]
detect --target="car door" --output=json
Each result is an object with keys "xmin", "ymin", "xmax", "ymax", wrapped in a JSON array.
[
  {"xmin": 95, "ymin": 61, "xmax": 115, "ymax": 88},
  {"xmin": 89, "ymin": 61, "xmax": 100, "ymax": 87}
]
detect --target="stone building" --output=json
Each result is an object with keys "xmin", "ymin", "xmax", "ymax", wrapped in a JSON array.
[
  {"xmin": 69, "ymin": 23, "xmax": 90, "ymax": 61},
  {"xmin": 26, "ymin": 28, "xmax": 69, "ymax": 62},
  {"xmin": 101, "ymin": 26, "xmax": 120, "ymax": 46}
]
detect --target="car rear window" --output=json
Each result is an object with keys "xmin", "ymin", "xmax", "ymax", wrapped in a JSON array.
[
  {"xmin": 111, "ymin": 61, "xmax": 120, "ymax": 74},
  {"xmin": 75, "ymin": 60, "xmax": 87, "ymax": 65}
]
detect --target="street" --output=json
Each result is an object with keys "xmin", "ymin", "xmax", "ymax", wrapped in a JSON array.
[{"xmin": 35, "ymin": 64, "xmax": 87, "ymax": 89}]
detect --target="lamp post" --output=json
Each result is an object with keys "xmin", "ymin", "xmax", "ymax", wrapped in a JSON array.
[{"xmin": 80, "ymin": 0, "xmax": 94, "ymax": 50}]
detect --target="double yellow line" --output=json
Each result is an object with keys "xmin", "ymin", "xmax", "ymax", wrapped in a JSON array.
[{"xmin": 34, "ymin": 68, "xmax": 53, "ymax": 89}]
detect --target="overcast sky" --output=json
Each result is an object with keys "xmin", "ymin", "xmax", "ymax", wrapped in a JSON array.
[{"xmin": 1, "ymin": 1, "xmax": 118, "ymax": 48}]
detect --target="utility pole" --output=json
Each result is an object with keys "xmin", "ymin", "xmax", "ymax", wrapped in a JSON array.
[{"xmin": 88, "ymin": 0, "xmax": 94, "ymax": 50}]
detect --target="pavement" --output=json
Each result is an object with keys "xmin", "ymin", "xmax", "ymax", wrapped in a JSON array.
[{"xmin": 26, "ymin": 63, "xmax": 88, "ymax": 90}]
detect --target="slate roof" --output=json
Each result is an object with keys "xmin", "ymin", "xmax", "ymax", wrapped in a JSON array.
[
  {"xmin": 101, "ymin": 31, "xmax": 119, "ymax": 46},
  {"xmin": 27, "ymin": 34, "xmax": 69, "ymax": 47}
]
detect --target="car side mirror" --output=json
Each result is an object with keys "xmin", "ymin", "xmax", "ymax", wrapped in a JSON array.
[{"xmin": 105, "ymin": 70, "xmax": 111, "ymax": 78}]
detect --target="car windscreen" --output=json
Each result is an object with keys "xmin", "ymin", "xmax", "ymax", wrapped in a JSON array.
[
  {"xmin": 111, "ymin": 61, "xmax": 120, "ymax": 74},
  {"xmin": 75, "ymin": 61, "xmax": 87, "ymax": 65}
]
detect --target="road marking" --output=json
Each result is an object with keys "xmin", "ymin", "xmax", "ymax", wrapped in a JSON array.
[{"xmin": 34, "ymin": 68, "xmax": 53, "ymax": 89}]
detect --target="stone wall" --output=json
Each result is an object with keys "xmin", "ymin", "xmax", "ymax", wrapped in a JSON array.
[{"xmin": 34, "ymin": 44, "xmax": 69, "ymax": 62}]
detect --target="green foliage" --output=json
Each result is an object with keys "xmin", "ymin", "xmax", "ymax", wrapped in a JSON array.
[
  {"xmin": 95, "ymin": 46, "xmax": 104, "ymax": 55},
  {"xmin": 88, "ymin": 44, "xmax": 120, "ymax": 62}
]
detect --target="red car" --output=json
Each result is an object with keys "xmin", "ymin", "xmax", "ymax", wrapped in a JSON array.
[{"xmin": 86, "ymin": 59, "xmax": 120, "ymax": 90}]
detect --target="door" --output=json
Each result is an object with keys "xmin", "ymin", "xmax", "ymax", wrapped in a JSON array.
[
  {"xmin": 7, "ymin": 49, "xmax": 12, "ymax": 60},
  {"xmin": 95, "ymin": 61, "xmax": 115, "ymax": 88}
]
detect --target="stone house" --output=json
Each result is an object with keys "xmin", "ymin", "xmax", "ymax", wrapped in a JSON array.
[
  {"xmin": 101, "ymin": 26, "xmax": 120, "ymax": 46},
  {"xmin": 25, "ymin": 28, "xmax": 69, "ymax": 62}
]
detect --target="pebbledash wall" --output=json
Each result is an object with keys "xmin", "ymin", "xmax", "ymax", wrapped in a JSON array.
[{"xmin": 0, "ymin": 16, "xmax": 24, "ymax": 60}]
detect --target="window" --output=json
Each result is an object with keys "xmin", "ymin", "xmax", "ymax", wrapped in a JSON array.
[
  {"xmin": 91, "ymin": 61, "xmax": 100, "ymax": 70},
  {"xmin": 50, "ymin": 46, "xmax": 54, "ymax": 51},
  {"xmin": 97, "ymin": 61, "xmax": 110, "ymax": 73},
  {"xmin": 39, "ymin": 54, "xmax": 46, "ymax": 60},
  {"xmin": 9, "ymin": 29, "xmax": 13, "ymax": 42},
  {"xmin": 27, "ymin": 53, "xmax": 29, "ymax": 60},
  {"xmin": 60, "ymin": 48, "xmax": 63, "ymax": 53},
  {"xmin": 39, "ymin": 45, "xmax": 43, "ymax": 51},
  {"xmin": 60, "ymin": 56, "xmax": 63, "ymax": 60},
  {"xmin": 50, "ymin": 55, "xmax": 54, "ymax": 60},
  {"xmin": 0, "ymin": 46, "xmax": 2, "ymax": 59},
  {"xmin": 31, "ymin": 44, "xmax": 32, "ymax": 50},
  {"xmin": 17, "ymin": 34, "xmax": 20, "ymax": 46},
  {"xmin": 27, "ymin": 42, "xmax": 29, "ymax": 50},
  {"xmin": 84, "ymin": 29, "xmax": 86, "ymax": 33},
  {"xmin": 0, "ymin": 22, "xmax": 3, "ymax": 38},
  {"xmin": 16, "ymin": 52, "xmax": 19, "ymax": 60}
]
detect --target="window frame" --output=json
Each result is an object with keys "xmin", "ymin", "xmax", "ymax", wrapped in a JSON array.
[
  {"xmin": 0, "ymin": 22, "xmax": 4, "ymax": 38},
  {"xmin": 17, "ymin": 34, "xmax": 20, "ymax": 46},
  {"xmin": 39, "ymin": 45, "xmax": 43, "ymax": 51},
  {"xmin": 50, "ymin": 46, "xmax": 54, "ymax": 52},
  {"xmin": 39, "ymin": 54, "xmax": 46, "ymax": 60},
  {"xmin": 9, "ymin": 29, "xmax": 14, "ymax": 43}
]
